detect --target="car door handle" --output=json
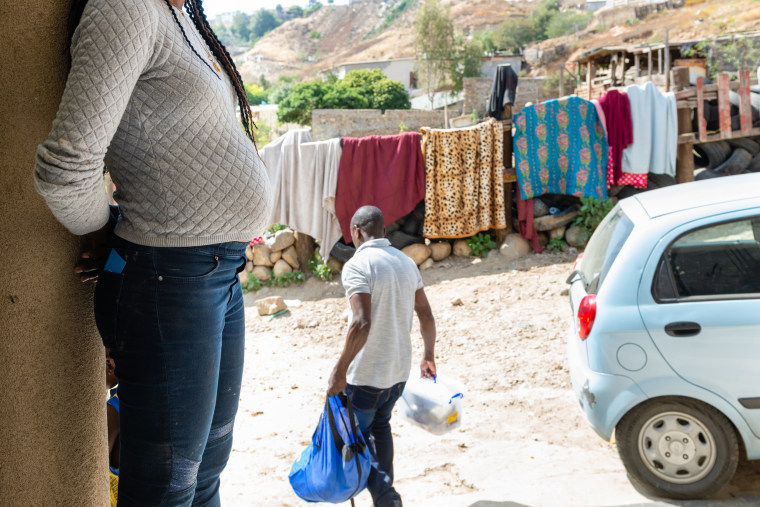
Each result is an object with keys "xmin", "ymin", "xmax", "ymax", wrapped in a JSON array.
[{"xmin": 665, "ymin": 321, "xmax": 701, "ymax": 337}]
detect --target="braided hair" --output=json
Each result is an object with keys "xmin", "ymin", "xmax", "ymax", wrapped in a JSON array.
[{"xmin": 68, "ymin": 0, "xmax": 257, "ymax": 146}]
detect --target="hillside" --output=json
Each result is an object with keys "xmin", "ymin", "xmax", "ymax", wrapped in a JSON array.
[{"xmin": 237, "ymin": 0, "xmax": 526, "ymax": 84}]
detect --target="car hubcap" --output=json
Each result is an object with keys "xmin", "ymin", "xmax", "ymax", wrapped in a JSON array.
[{"xmin": 637, "ymin": 411, "xmax": 716, "ymax": 484}]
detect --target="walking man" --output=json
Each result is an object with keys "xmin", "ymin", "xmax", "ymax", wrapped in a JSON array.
[{"xmin": 327, "ymin": 205, "xmax": 437, "ymax": 507}]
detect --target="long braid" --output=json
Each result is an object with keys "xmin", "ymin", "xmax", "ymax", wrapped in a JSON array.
[{"xmin": 185, "ymin": 0, "xmax": 258, "ymax": 147}]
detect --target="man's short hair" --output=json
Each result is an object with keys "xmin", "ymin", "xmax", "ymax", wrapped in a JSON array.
[{"xmin": 351, "ymin": 206, "xmax": 384, "ymax": 235}]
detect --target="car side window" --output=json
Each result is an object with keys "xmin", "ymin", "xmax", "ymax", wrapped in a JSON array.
[{"xmin": 653, "ymin": 216, "xmax": 760, "ymax": 302}]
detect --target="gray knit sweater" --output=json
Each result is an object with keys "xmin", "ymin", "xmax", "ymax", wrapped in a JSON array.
[{"xmin": 34, "ymin": 0, "xmax": 271, "ymax": 247}]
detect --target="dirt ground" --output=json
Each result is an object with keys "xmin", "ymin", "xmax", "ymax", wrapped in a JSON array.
[{"xmin": 220, "ymin": 251, "xmax": 760, "ymax": 506}]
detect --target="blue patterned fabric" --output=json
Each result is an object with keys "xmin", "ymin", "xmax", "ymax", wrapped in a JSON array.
[{"xmin": 514, "ymin": 96, "xmax": 608, "ymax": 200}]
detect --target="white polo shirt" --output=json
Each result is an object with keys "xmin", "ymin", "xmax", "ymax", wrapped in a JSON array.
[{"xmin": 342, "ymin": 238, "xmax": 424, "ymax": 389}]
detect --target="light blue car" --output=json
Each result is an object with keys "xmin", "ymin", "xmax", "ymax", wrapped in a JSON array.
[{"xmin": 567, "ymin": 172, "xmax": 760, "ymax": 499}]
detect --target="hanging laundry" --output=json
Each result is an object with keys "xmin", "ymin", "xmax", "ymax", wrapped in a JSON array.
[
  {"xmin": 487, "ymin": 64, "xmax": 519, "ymax": 120},
  {"xmin": 622, "ymin": 81, "xmax": 677, "ymax": 177},
  {"xmin": 335, "ymin": 132, "xmax": 426, "ymax": 243},
  {"xmin": 261, "ymin": 131, "xmax": 342, "ymax": 258},
  {"xmin": 514, "ymin": 96, "xmax": 608, "ymax": 201},
  {"xmin": 516, "ymin": 192, "xmax": 542, "ymax": 254},
  {"xmin": 420, "ymin": 118, "xmax": 507, "ymax": 239}
]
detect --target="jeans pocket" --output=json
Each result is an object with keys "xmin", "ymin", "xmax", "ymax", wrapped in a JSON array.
[
  {"xmin": 154, "ymin": 250, "xmax": 220, "ymax": 283},
  {"xmin": 94, "ymin": 270, "xmax": 124, "ymax": 350},
  {"xmin": 347, "ymin": 385, "xmax": 384, "ymax": 411}
]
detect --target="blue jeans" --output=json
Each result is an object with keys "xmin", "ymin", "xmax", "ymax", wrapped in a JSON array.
[
  {"xmin": 94, "ymin": 234, "xmax": 247, "ymax": 506},
  {"xmin": 346, "ymin": 382, "xmax": 406, "ymax": 507}
]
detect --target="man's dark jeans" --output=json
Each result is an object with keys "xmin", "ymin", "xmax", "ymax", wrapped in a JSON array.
[
  {"xmin": 95, "ymin": 235, "xmax": 247, "ymax": 506},
  {"xmin": 346, "ymin": 381, "xmax": 406, "ymax": 507}
]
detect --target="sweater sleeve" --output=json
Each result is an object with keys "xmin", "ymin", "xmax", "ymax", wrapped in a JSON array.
[{"xmin": 33, "ymin": 0, "xmax": 159, "ymax": 235}]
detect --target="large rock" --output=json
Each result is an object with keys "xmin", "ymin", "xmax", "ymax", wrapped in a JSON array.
[
  {"xmin": 282, "ymin": 245, "xmax": 300, "ymax": 269},
  {"xmin": 565, "ymin": 225, "xmax": 590, "ymax": 248},
  {"xmin": 429, "ymin": 241, "xmax": 452, "ymax": 261},
  {"xmin": 326, "ymin": 257, "xmax": 344, "ymax": 274},
  {"xmin": 245, "ymin": 261, "xmax": 254, "ymax": 272},
  {"xmin": 252, "ymin": 244, "xmax": 273, "ymax": 266},
  {"xmin": 533, "ymin": 198, "xmax": 550, "ymax": 217},
  {"xmin": 533, "ymin": 208, "xmax": 578, "ymax": 232},
  {"xmin": 270, "ymin": 229, "xmax": 296, "ymax": 252},
  {"xmin": 239, "ymin": 270, "xmax": 250, "ymax": 284},
  {"xmin": 255, "ymin": 296, "xmax": 287, "ymax": 316},
  {"xmin": 294, "ymin": 232, "xmax": 315, "ymax": 273},
  {"xmin": 245, "ymin": 246, "xmax": 254, "ymax": 261},
  {"xmin": 252, "ymin": 266, "xmax": 272, "ymax": 281},
  {"xmin": 273, "ymin": 259, "xmax": 293, "ymax": 277},
  {"xmin": 500, "ymin": 233, "xmax": 531, "ymax": 260},
  {"xmin": 402, "ymin": 243, "xmax": 431, "ymax": 266},
  {"xmin": 549, "ymin": 226, "xmax": 566, "ymax": 240},
  {"xmin": 419, "ymin": 258, "xmax": 435, "ymax": 271},
  {"xmin": 453, "ymin": 239, "xmax": 471, "ymax": 257},
  {"xmin": 269, "ymin": 250, "xmax": 282, "ymax": 264}
]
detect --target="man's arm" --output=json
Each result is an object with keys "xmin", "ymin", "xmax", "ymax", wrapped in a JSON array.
[
  {"xmin": 327, "ymin": 292, "xmax": 372, "ymax": 396},
  {"xmin": 415, "ymin": 288, "xmax": 437, "ymax": 379}
]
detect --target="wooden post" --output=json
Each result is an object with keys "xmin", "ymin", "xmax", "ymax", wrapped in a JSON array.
[
  {"xmin": 648, "ymin": 47, "xmax": 653, "ymax": 78},
  {"xmin": 501, "ymin": 104, "xmax": 514, "ymax": 236},
  {"xmin": 717, "ymin": 72, "xmax": 732, "ymax": 138},
  {"xmin": 610, "ymin": 57, "xmax": 618, "ymax": 87},
  {"xmin": 634, "ymin": 53, "xmax": 641, "ymax": 78},
  {"xmin": 739, "ymin": 70, "xmax": 752, "ymax": 135},
  {"xmin": 696, "ymin": 76, "xmax": 707, "ymax": 142},
  {"xmin": 559, "ymin": 65, "xmax": 565, "ymax": 98},
  {"xmin": 586, "ymin": 61, "xmax": 595, "ymax": 100},
  {"xmin": 658, "ymin": 48, "xmax": 663, "ymax": 75},
  {"xmin": 664, "ymin": 29, "xmax": 671, "ymax": 91},
  {"xmin": 676, "ymin": 106, "xmax": 695, "ymax": 183}
]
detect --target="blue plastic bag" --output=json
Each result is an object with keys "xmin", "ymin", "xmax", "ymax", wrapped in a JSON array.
[{"xmin": 289, "ymin": 395, "xmax": 370, "ymax": 503}]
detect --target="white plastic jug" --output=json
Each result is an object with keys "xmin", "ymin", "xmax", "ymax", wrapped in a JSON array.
[{"xmin": 399, "ymin": 374, "xmax": 464, "ymax": 435}]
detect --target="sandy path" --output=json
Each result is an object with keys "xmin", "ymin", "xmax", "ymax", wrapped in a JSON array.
[{"xmin": 221, "ymin": 252, "xmax": 760, "ymax": 506}]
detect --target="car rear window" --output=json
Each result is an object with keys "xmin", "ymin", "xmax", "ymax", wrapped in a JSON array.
[{"xmin": 580, "ymin": 205, "xmax": 634, "ymax": 295}]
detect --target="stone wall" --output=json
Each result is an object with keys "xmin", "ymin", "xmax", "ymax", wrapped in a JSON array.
[
  {"xmin": 312, "ymin": 109, "xmax": 446, "ymax": 140},
  {"xmin": 463, "ymin": 77, "xmax": 556, "ymax": 117},
  {"xmin": 0, "ymin": 1, "xmax": 109, "ymax": 504}
]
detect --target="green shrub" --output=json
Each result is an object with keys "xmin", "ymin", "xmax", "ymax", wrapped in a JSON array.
[
  {"xmin": 546, "ymin": 237, "xmax": 568, "ymax": 253},
  {"xmin": 267, "ymin": 223, "xmax": 288, "ymax": 234},
  {"xmin": 467, "ymin": 232, "xmax": 496, "ymax": 257},
  {"xmin": 573, "ymin": 197, "xmax": 614, "ymax": 233},
  {"xmin": 241, "ymin": 269, "xmax": 305, "ymax": 293},
  {"xmin": 307, "ymin": 252, "xmax": 335, "ymax": 281}
]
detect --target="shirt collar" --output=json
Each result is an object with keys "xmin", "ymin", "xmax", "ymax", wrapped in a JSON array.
[{"xmin": 356, "ymin": 238, "xmax": 391, "ymax": 253}]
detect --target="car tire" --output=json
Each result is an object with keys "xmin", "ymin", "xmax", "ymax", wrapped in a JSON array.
[{"xmin": 616, "ymin": 398, "xmax": 739, "ymax": 500}]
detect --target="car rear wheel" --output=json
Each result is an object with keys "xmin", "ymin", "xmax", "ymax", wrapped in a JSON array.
[{"xmin": 616, "ymin": 398, "xmax": 739, "ymax": 499}]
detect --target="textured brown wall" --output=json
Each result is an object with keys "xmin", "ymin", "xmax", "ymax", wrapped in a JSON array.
[{"xmin": 0, "ymin": 2, "xmax": 108, "ymax": 505}]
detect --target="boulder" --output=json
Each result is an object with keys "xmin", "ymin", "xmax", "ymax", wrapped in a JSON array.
[
  {"xmin": 533, "ymin": 198, "xmax": 550, "ymax": 218},
  {"xmin": 565, "ymin": 225, "xmax": 590, "ymax": 248},
  {"xmin": 294, "ymin": 232, "xmax": 315, "ymax": 272},
  {"xmin": 429, "ymin": 241, "xmax": 452, "ymax": 261},
  {"xmin": 269, "ymin": 251, "xmax": 282, "ymax": 264},
  {"xmin": 270, "ymin": 229, "xmax": 296, "ymax": 252},
  {"xmin": 326, "ymin": 257, "xmax": 344, "ymax": 274},
  {"xmin": 538, "ymin": 232, "xmax": 549, "ymax": 248},
  {"xmin": 499, "ymin": 233, "xmax": 531, "ymax": 261},
  {"xmin": 282, "ymin": 245, "xmax": 300, "ymax": 269},
  {"xmin": 255, "ymin": 296, "xmax": 287, "ymax": 316},
  {"xmin": 549, "ymin": 226, "xmax": 566, "ymax": 240},
  {"xmin": 239, "ymin": 270, "xmax": 250, "ymax": 284},
  {"xmin": 533, "ymin": 208, "xmax": 578, "ymax": 231},
  {"xmin": 252, "ymin": 266, "xmax": 272, "ymax": 281},
  {"xmin": 245, "ymin": 246, "xmax": 254, "ymax": 261},
  {"xmin": 402, "ymin": 243, "xmax": 431, "ymax": 266},
  {"xmin": 419, "ymin": 258, "xmax": 435, "ymax": 271},
  {"xmin": 245, "ymin": 261, "xmax": 254, "ymax": 272},
  {"xmin": 252, "ymin": 244, "xmax": 273, "ymax": 266},
  {"xmin": 453, "ymin": 239, "xmax": 471, "ymax": 257},
  {"xmin": 273, "ymin": 259, "xmax": 293, "ymax": 277}
]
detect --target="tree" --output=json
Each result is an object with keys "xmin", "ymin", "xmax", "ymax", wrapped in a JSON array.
[
  {"xmin": 245, "ymin": 83, "xmax": 268, "ymax": 105},
  {"xmin": 277, "ymin": 81, "xmax": 327, "ymax": 125},
  {"xmin": 449, "ymin": 38, "xmax": 483, "ymax": 93},
  {"xmin": 287, "ymin": 5, "xmax": 304, "ymax": 19},
  {"xmin": 250, "ymin": 9, "xmax": 281, "ymax": 40},
  {"xmin": 530, "ymin": 0, "xmax": 561, "ymax": 40},
  {"xmin": 230, "ymin": 12, "xmax": 251, "ymax": 42},
  {"xmin": 545, "ymin": 10, "xmax": 592, "ymax": 39},
  {"xmin": 414, "ymin": 0, "xmax": 455, "ymax": 109},
  {"xmin": 494, "ymin": 17, "xmax": 537, "ymax": 53},
  {"xmin": 370, "ymin": 79, "xmax": 411, "ymax": 111},
  {"xmin": 321, "ymin": 85, "xmax": 369, "ymax": 110}
]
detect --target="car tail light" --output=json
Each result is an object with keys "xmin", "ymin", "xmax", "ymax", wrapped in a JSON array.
[
  {"xmin": 573, "ymin": 253, "xmax": 584, "ymax": 271},
  {"xmin": 577, "ymin": 294, "xmax": 596, "ymax": 340}
]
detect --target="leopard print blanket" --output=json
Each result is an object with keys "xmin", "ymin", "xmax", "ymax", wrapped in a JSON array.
[{"xmin": 421, "ymin": 118, "xmax": 507, "ymax": 239}]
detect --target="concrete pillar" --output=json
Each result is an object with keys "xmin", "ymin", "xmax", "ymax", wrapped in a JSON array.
[{"xmin": 0, "ymin": 2, "xmax": 109, "ymax": 505}]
